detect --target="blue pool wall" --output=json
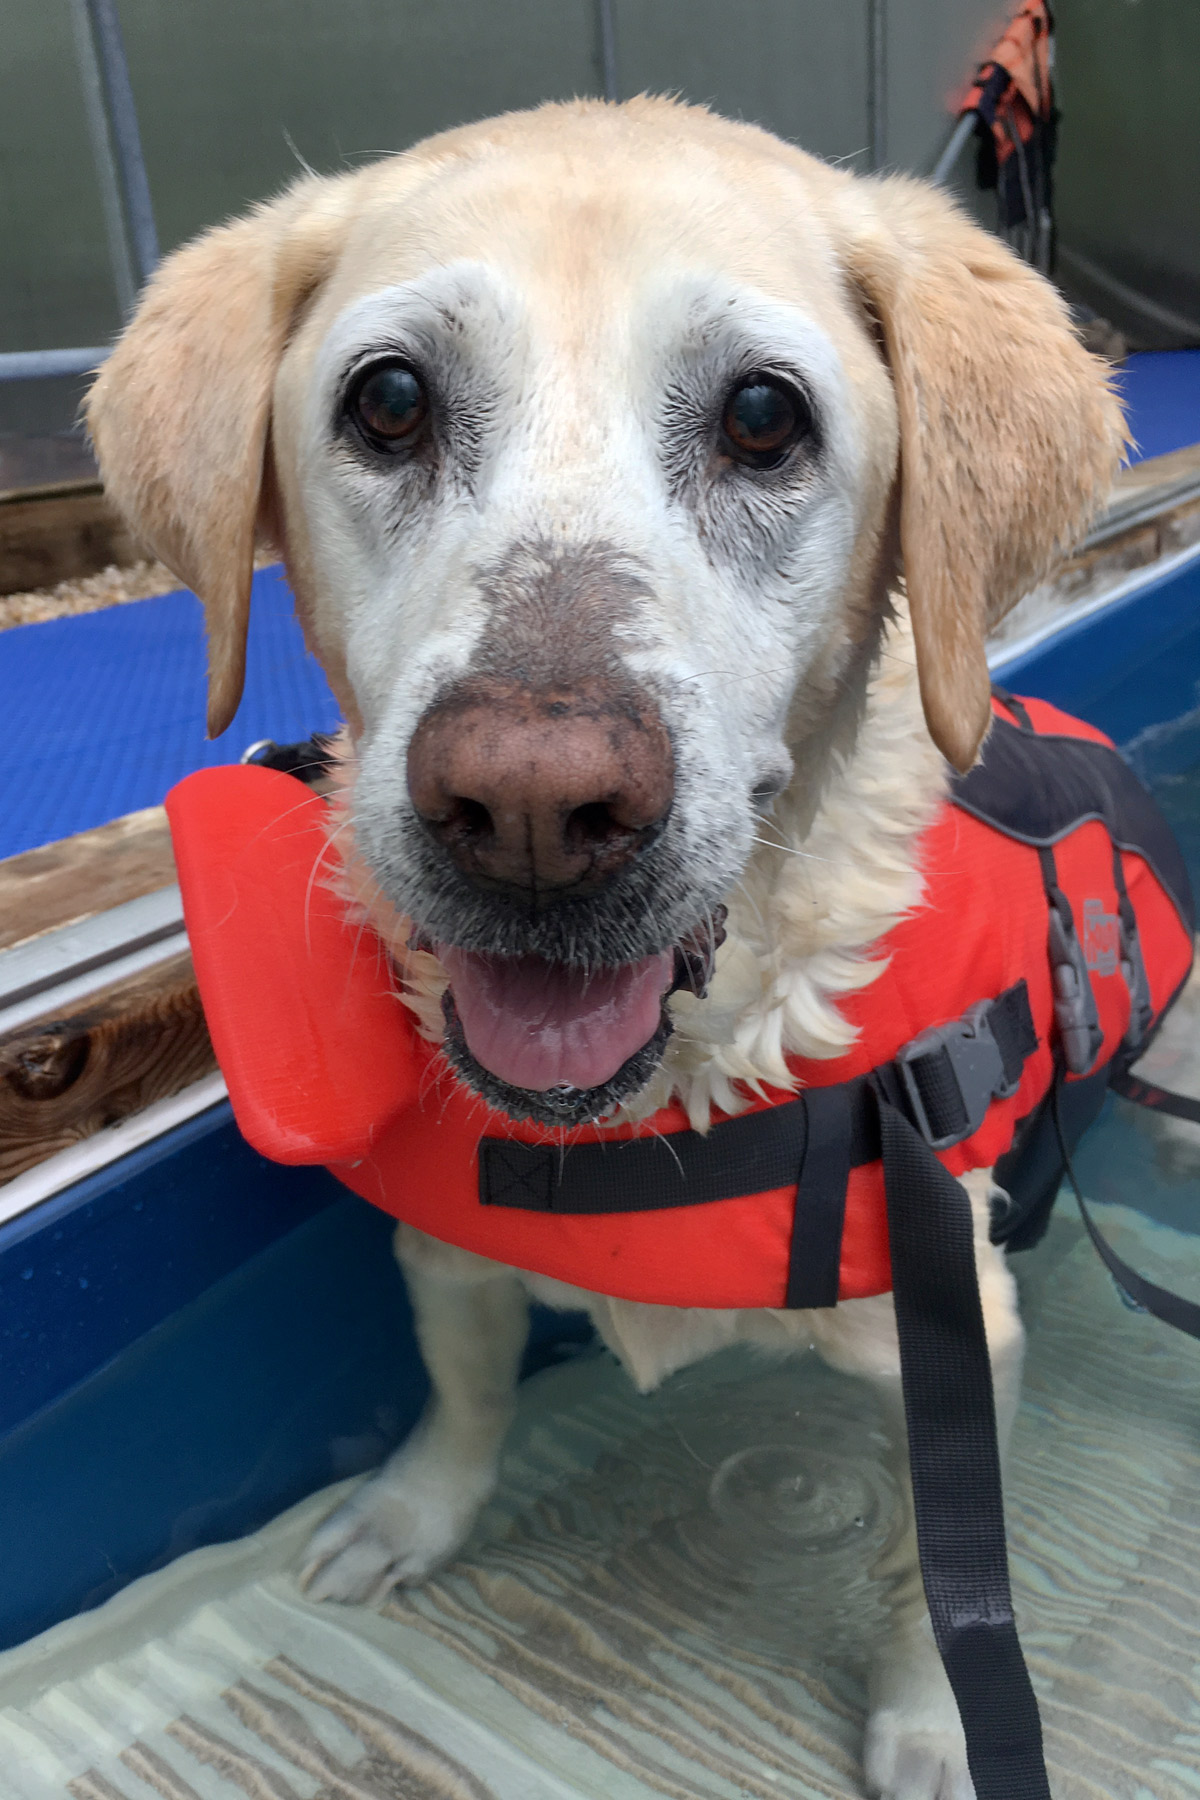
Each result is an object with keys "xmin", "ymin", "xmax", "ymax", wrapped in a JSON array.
[
  {"xmin": 1113, "ymin": 349, "xmax": 1200, "ymax": 466},
  {"xmin": 990, "ymin": 547, "xmax": 1200, "ymax": 759},
  {"xmin": 0, "ymin": 1114, "xmax": 591, "ymax": 1652}
]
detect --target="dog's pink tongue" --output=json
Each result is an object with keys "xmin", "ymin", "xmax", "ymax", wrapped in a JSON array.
[{"xmin": 439, "ymin": 946, "xmax": 674, "ymax": 1092}]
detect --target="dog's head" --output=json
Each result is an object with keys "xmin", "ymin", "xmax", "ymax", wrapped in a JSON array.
[{"xmin": 89, "ymin": 99, "xmax": 1123, "ymax": 1126}]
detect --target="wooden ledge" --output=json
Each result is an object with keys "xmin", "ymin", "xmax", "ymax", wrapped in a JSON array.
[
  {"xmin": 0, "ymin": 808, "xmax": 211, "ymax": 1185},
  {"xmin": 0, "ymin": 951, "xmax": 213, "ymax": 1185},
  {"xmin": 0, "ymin": 481, "xmax": 139, "ymax": 598}
]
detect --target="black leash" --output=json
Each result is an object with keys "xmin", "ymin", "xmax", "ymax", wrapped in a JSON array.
[
  {"xmin": 1112, "ymin": 1066, "xmax": 1200, "ymax": 1129},
  {"xmin": 868, "ymin": 1050, "xmax": 1200, "ymax": 1797},
  {"xmin": 878, "ymin": 1088, "xmax": 1051, "ymax": 1800},
  {"xmin": 481, "ymin": 994, "xmax": 1054, "ymax": 1795},
  {"xmin": 1052, "ymin": 1074, "xmax": 1200, "ymax": 1338}
]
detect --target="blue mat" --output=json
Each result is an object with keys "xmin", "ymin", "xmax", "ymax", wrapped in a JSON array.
[
  {"xmin": 1115, "ymin": 349, "xmax": 1200, "ymax": 463},
  {"xmin": 0, "ymin": 565, "xmax": 340, "ymax": 860}
]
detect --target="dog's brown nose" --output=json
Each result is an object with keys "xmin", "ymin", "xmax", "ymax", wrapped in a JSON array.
[{"xmin": 407, "ymin": 681, "xmax": 674, "ymax": 896}]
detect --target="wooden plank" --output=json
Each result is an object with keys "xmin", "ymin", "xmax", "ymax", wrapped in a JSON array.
[
  {"xmin": 0, "ymin": 807, "xmax": 176, "ymax": 953},
  {"xmin": 1109, "ymin": 440, "xmax": 1200, "ymax": 506},
  {"xmin": 0, "ymin": 806, "xmax": 209, "ymax": 1183},
  {"xmin": 0, "ymin": 480, "xmax": 140, "ymax": 597},
  {"xmin": 0, "ymin": 951, "xmax": 214, "ymax": 1185},
  {"xmin": 1059, "ymin": 498, "xmax": 1200, "ymax": 603}
]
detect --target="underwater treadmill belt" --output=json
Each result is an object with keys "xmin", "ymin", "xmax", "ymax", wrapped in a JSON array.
[{"xmin": 1, "ymin": 1197, "xmax": 1199, "ymax": 1800}]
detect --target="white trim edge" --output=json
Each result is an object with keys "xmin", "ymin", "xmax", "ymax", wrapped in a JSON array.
[
  {"xmin": 0, "ymin": 929, "xmax": 191, "ymax": 1037},
  {"xmin": 0, "ymin": 1072, "xmax": 229, "ymax": 1229}
]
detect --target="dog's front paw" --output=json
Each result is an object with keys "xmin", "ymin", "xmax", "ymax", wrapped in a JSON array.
[
  {"xmin": 863, "ymin": 1704, "xmax": 973, "ymax": 1800},
  {"xmin": 299, "ymin": 1433, "xmax": 495, "ymax": 1605}
]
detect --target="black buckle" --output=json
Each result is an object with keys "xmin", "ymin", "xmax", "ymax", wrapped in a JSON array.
[
  {"xmin": 1047, "ymin": 899, "xmax": 1103, "ymax": 1074},
  {"xmin": 897, "ymin": 1002, "xmax": 1020, "ymax": 1151},
  {"xmin": 1118, "ymin": 913, "xmax": 1154, "ymax": 1052}
]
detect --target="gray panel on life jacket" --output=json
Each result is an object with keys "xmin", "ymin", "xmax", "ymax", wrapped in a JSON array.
[{"xmin": 950, "ymin": 715, "xmax": 1196, "ymax": 936}]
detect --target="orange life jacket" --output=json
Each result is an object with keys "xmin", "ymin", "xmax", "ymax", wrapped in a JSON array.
[{"xmin": 166, "ymin": 692, "xmax": 1194, "ymax": 1311}]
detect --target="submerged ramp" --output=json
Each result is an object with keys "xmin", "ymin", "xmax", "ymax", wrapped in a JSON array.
[{"xmin": 1, "ymin": 1197, "xmax": 1199, "ymax": 1800}]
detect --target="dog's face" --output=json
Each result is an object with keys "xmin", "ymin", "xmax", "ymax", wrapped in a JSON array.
[
  {"xmin": 89, "ymin": 100, "xmax": 1123, "ymax": 1125},
  {"xmin": 271, "ymin": 133, "xmax": 900, "ymax": 1120}
]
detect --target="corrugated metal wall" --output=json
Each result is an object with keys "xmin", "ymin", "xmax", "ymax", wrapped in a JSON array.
[
  {"xmin": 1053, "ymin": 0, "xmax": 1200, "ymax": 348},
  {"xmin": 12, "ymin": 1, "xmax": 1193, "ymax": 431}
]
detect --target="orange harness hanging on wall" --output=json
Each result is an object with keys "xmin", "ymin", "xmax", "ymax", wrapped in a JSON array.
[{"xmin": 166, "ymin": 692, "xmax": 1193, "ymax": 1312}]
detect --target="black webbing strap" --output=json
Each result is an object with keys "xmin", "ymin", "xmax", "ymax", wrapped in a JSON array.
[
  {"xmin": 990, "ymin": 684, "xmax": 1035, "ymax": 732},
  {"xmin": 990, "ymin": 982, "xmax": 1041, "ymax": 1081},
  {"xmin": 479, "ymin": 988, "xmax": 1048, "ymax": 1784},
  {"xmin": 1112, "ymin": 1066, "xmax": 1200, "ymax": 1126},
  {"xmin": 479, "ymin": 983, "xmax": 1034, "ymax": 1219},
  {"xmin": 878, "ymin": 1091, "xmax": 1052, "ymax": 1800},
  {"xmin": 479, "ymin": 1077, "xmax": 875, "ymax": 1310},
  {"xmin": 479, "ymin": 1085, "xmax": 860, "ymax": 1212},
  {"xmin": 1053, "ymin": 1077, "xmax": 1200, "ymax": 1337},
  {"xmin": 785, "ymin": 1082, "xmax": 851, "ymax": 1308}
]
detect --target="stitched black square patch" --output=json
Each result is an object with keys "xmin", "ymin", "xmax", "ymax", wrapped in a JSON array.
[{"xmin": 479, "ymin": 1140, "xmax": 557, "ymax": 1210}]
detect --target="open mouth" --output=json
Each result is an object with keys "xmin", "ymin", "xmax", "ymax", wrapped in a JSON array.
[{"xmin": 432, "ymin": 912, "xmax": 726, "ymax": 1126}]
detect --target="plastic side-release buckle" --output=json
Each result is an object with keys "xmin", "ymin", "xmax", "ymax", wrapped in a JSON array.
[
  {"xmin": 896, "ymin": 1001, "xmax": 1020, "ymax": 1152},
  {"xmin": 1117, "ymin": 910, "xmax": 1154, "ymax": 1052},
  {"xmin": 1047, "ymin": 897, "xmax": 1104, "ymax": 1075}
]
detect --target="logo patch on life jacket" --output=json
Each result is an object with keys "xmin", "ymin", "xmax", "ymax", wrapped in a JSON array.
[{"xmin": 1082, "ymin": 897, "xmax": 1119, "ymax": 977}]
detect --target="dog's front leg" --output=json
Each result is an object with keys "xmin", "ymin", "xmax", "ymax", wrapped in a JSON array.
[
  {"xmin": 301, "ymin": 1230, "xmax": 529, "ymax": 1604},
  {"xmin": 810, "ymin": 1171, "xmax": 1024, "ymax": 1800}
]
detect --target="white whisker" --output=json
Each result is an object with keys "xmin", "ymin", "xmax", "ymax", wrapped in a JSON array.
[{"xmin": 749, "ymin": 832, "xmax": 838, "ymax": 865}]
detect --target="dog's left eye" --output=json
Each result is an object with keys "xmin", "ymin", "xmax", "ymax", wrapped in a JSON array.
[
  {"xmin": 720, "ymin": 376, "xmax": 811, "ymax": 468},
  {"xmin": 347, "ymin": 360, "xmax": 429, "ymax": 450}
]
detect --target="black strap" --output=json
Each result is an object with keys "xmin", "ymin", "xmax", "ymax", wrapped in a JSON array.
[
  {"xmin": 479, "ymin": 1083, "xmax": 876, "ymax": 1214},
  {"xmin": 990, "ymin": 684, "xmax": 1035, "ymax": 733},
  {"xmin": 479, "ymin": 983, "xmax": 1034, "ymax": 1220},
  {"xmin": 957, "ymin": 703, "xmax": 1196, "ymax": 940},
  {"xmin": 1054, "ymin": 1077, "xmax": 1200, "ymax": 1337},
  {"xmin": 481, "ymin": 983, "xmax": 1050, "ymax": 1785},
  {"xmin": 240, "ymin": 732, "xmax": 337, "ymax": 786},
  {"xmin": 1112, "ymin": 1066, "xmax": 1200, "ymax": 1126},
  {"xmin": 479, "ymin": 984, "xmax": 1035, "ymax": 1315},
  {"xmin": 785, "ymin": 1083, "xmax": 851, "ymax": 1308},
  {"xmin": 879, "ymin": 1091, "xmax": 1052, "ymax": 1799},
  {"xmin": 989, "ymin": 982, "xmax": 1041, "ymax": 1083},
  {"xmin": 479, "ymin": 1079, "xmax": 869, "ymax": 1310}
]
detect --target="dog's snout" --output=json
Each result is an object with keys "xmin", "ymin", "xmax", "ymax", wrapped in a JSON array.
[{"xmin": 407, "ymin": 682, "xmax": 674, "ymax": 897}]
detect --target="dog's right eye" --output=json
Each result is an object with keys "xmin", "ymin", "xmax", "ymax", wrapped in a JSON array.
[
  {"xmin": 347, "ymin": 361, "xmax": 429, "ymax": 450},
  {"xmin": 720, "ymin": 375, "xmax": 811, "ymax": 469}
]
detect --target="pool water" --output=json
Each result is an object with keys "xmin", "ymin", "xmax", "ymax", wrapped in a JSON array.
[{"xmin": 1, "ymin": 774, "xmax": 1198, "ymax": 1798}]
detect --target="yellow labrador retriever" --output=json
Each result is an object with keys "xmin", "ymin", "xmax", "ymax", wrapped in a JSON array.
[{"xmin": 89, "ymin": 98, "xmax": 1122, "ymax": 1799}]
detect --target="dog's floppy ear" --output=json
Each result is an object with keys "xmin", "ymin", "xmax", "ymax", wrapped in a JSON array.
[
  {"xmin": 842, "ymin": 180, "xmax": 1125, "ymax": 770},
  {"xmin": 87, "ymin": 181, "xmax": 348, "ymax": 737}
]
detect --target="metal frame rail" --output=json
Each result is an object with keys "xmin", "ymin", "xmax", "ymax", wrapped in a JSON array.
[{"xmin": 0, "ymin": 0, "xmax": 155, "ymax": 386}]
